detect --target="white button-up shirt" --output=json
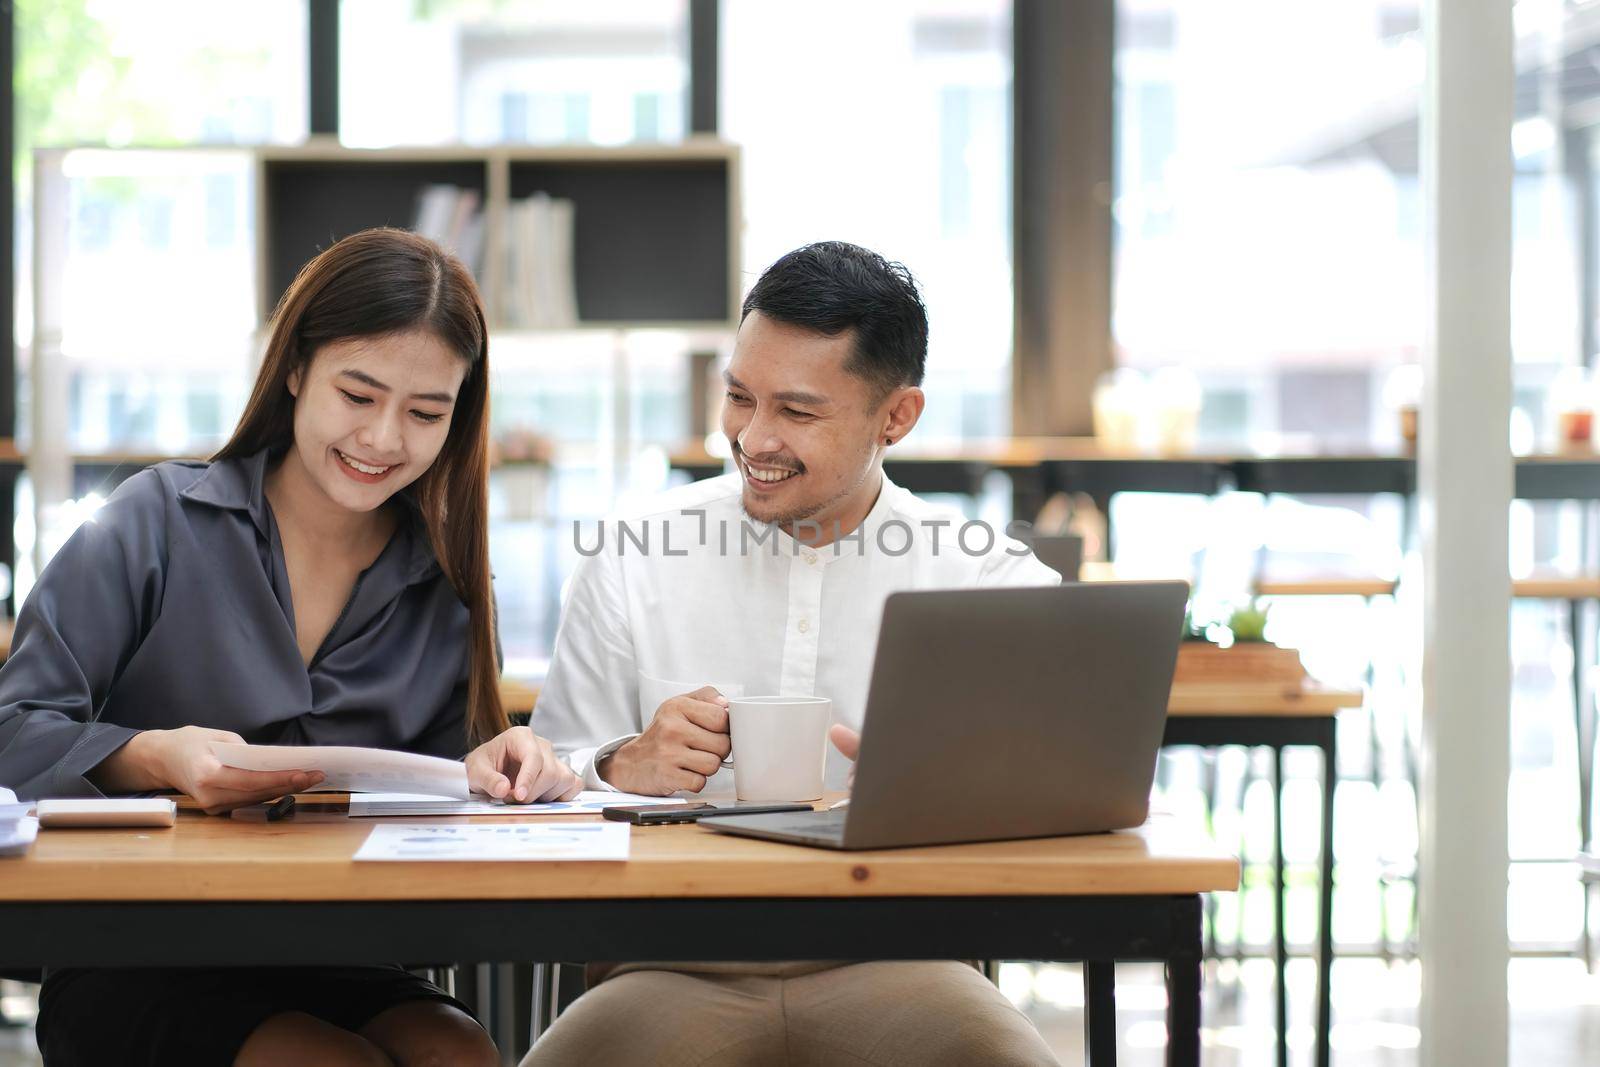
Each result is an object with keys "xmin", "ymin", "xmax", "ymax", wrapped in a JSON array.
[{"xmin": 535, "ymin": 472, "xmax": 1060, "ymax": 792}]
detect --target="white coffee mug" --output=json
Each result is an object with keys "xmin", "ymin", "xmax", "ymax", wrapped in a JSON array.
[{"xmin": 722, "ymin": 696, "xmax": 832, "ymax": 802}]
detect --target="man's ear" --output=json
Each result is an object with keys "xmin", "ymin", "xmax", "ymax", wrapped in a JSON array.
[{"xmin": 880, "ymin": 387, "xmax": 925, "ymax": 446}]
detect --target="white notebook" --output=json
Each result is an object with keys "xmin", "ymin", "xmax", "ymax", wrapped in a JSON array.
[{"xmin": 0, "ymin": 786, "xmax": 38, "ymax": 857}]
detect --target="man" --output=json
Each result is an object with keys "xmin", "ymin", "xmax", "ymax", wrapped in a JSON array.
[{"xmin": 525, "ymin": 242, "xmax": 1060, "ymax": 1065}]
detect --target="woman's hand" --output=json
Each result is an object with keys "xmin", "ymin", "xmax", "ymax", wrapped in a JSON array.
[
  {"xmin": 465, "ymin": 726, "xmax": 583, "ymax": 803},
  {"xmin": 96, "ymin": 726, "xmax": 324, "ymax": 815}
]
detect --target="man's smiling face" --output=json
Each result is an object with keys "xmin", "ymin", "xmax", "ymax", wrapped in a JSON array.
[{"xmin": 720, "ymin": 311, "xmax": 887, "ymax": 530}]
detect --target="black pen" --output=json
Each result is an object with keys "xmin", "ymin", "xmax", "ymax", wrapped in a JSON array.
[{"xmin": 265, "ymin": 795, "xmax": 296, "ymax": 821}]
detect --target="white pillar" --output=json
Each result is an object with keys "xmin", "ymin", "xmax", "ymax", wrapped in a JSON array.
[
  {"xmin": 1419, "ymin": 3, "xmax": 1512, "ymax": 1066},
  {"xmin": 29, "ymin": 150, "xmax": 72, "ymax": 576}
]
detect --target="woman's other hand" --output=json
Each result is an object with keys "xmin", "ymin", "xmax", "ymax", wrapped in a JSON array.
[{"xmin": 465, "ymin": 725, "xmax": 583, "ymax": 803}]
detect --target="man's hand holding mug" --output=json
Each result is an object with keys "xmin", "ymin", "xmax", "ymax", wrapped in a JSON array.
[{"xmin": 598, "ymin": 686, "xmax": 731, "ymax": 795}]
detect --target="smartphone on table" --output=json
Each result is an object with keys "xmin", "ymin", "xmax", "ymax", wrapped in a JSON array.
[{"xmin": 602, "ymin": 802, "xmax": 812, "ymax": 825}]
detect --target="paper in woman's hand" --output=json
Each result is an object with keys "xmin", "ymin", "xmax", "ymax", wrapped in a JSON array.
[{"xmin": 208, "ymin": 743, "xmax": 470, "ymax": 800}]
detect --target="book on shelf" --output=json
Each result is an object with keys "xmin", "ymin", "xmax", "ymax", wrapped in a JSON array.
[
  {"xmin": 411, "ymin": 184, "xmax": 485, "ymax": 279},
  {"xmin": 506, "ymin": 193, "xmax": 580, "ymax": 329}
]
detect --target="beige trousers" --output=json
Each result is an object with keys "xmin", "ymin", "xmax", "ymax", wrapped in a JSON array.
[{"xmin": 520, "ymin": 961, "xmax": 1060, "ymax": 1067}]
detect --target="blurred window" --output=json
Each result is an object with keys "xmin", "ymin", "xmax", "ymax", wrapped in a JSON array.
[
  {"xmin": 723, "ymin": 0, "xmax": 1013, "ymax": 444},
  {"xmin": 1114, "ymin": 0, "xmax": 1424, "ymax": 452},
  {"xmin": 15, "ymin": 0, "xmax": 308, "ymax": 453},
  {"xmin": 340, "ymin": 0, "xmax": 688, "ymax": 147}
]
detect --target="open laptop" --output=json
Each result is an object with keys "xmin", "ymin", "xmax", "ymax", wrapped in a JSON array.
[{"xmin": 701, "ymin": 580, "xmax": 1188, "ymax": 850}]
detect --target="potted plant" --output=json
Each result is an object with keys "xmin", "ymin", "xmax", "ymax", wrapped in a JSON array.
[{"xmin": 1172, "ymin": 600, "xmax": 1306, "ymax": 685}]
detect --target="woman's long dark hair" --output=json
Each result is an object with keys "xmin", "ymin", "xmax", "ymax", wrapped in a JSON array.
[{"xmin": 216, "ymin": 227, "xmax": 506, "ymax": 745}]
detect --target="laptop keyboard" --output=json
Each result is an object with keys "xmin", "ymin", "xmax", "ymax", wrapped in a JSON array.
[{"xmin": 779, "ymin": 813, "xmax": 848, "ymax": 838}]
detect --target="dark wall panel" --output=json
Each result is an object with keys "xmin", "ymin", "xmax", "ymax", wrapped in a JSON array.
[
  {"xmin": 509, "ymin": 161, "xmax": 729, "ymax": 323},
  {"xmin": 263, "ymin": 161, "xmax": 490, "ymax": 314}
]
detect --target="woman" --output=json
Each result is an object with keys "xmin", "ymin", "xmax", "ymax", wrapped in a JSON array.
[{"xmin": 0, "ymin": 228, "xmax": 580, "ymax": 1065}]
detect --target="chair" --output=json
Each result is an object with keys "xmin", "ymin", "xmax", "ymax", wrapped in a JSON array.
[
  {"xmin": 529, "ymin": 963, "xmax": 587, "ymax": 1049},
  {"xmin": 1028, "ymin": 533, "xmax": 1084, "ymax": 581},
  {"xmin": 1512, "ymin": 574, "xmax": 1600, "ymax": 971},
  {"xmin": 1247, "ymin": 564, "xmax": 1404, "ymax": 956},
  {"xmin": 1239, "ymin": 455, "xmax": 1408, "ymax": 946},
  {"xmin": 0, "ymin": 971, "xmax": 39, "ymax": 1029}
]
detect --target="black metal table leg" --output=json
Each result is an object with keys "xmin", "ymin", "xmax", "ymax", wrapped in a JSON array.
[
  {"xmin": 1084, "ymin": 959, "xmax": 1117, "ymax": 1066},
  {"xmin": 1317, "ymin": 724, "xmax": 1336, "ymax": 1067},
  {"xmin": 1572, "ymin": 599, "xmax": 1595, "ymax": 971},
  {"xmin": 1163, "ymin": 716, "xmax": 1344, "ymax": 1067},
  {"xmin": 1273, "ymin": 745, "xmax": 1288, "ymax": 1067},
  {"xmin": 1164, "ymin": 958, "xmax": 1201, "ymax": 1067},
  {"xmin": 1572, "ymin": 599, "xmax": 1593, "ymax": 854},
  {"xmin": 1165, "ymin": 936, "xmax": 1202, "ymax": 1066},
  {"xmin": 1203, "ymin": 751, "xmax": 1221, "ymax": 961}
]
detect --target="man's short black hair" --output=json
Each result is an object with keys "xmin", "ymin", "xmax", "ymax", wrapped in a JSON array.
[{"xmin": 740, "ymin": 241, "xmax": 928, "ymax": 398}]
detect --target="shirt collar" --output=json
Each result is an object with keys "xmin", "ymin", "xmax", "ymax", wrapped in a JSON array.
[
  {"xmin": 179, "ymin": 447, "xmax": 442, "ymax": 586},
  {"xmin": 177, "ymin": 447, "xmax": 275, "ymax": 536}
]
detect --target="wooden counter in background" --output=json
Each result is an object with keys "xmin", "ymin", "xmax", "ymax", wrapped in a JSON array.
[{"xmin": 499, "ymin": 677, "xmax": 1362, "ymax": 721}]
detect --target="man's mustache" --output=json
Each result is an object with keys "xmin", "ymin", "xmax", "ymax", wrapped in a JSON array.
[{"xmin": 733, "ymin": 442, "xmax": 805, "ymax": 474}]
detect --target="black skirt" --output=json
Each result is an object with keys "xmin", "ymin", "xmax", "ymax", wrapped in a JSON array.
[{"xmin": 35, "ymin": 964, "xmax": 473, "ymax": 1066}]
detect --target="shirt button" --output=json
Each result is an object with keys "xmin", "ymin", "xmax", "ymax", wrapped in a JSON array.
[
  {"xmin": 804, "ymin": 551, "xmax": 818, "ymax": 565},
  {"xmin": 798, "ymin": 618, "xmax": 810, "ymax": 633}
]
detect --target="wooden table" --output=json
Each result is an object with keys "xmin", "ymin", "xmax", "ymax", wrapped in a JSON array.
[
  {"xmin": 1, "ymin": 803, "xmax": 1238, "ymax": 1066},
  {"xmin": 1165, "ymin": 682, "xmax": 1361, "ymax": 1067}
]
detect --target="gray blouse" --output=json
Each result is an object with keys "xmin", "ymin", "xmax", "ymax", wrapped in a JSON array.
[{"xmin": 0, "ymin": 448, "xmax": 472, "ymax": 800}]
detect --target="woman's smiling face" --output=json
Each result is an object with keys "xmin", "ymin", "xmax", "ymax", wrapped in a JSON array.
[{"xmin": 284, "ymin": 330, "xmax": 467, "ymax": 514}]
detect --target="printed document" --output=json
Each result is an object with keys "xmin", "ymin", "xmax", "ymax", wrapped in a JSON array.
[
  {"xmin": 348, "ymin": 791, "xmax": 687, "ymax": 817},
  {"xmin": 353, "ymin": 822, "xmax": 630, "ymax": 861}
]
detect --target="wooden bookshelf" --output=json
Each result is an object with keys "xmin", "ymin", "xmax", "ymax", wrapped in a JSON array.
[{"xmin": 254, "ymin": 140, "xmax": 741, "ymax": 331}]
